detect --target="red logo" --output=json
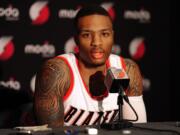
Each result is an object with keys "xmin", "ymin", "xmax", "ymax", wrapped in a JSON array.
[
  {"xmin": 101, "ymin": 2, "xmax": 115, "ymax": 20},
  {"xmin": 29, "ymin": 1, "xmax": 50, "ymax": 25},
  {"xmin": 129, "ymin": 37, "xmax": 145, "ymax": 60},
  {"xmin": 0, "ymin": 36, "xmax": 14, "ymax": 61}
]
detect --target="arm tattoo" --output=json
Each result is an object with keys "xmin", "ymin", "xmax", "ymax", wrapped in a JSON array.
[
  {"xmin": 34, "ymin": 58, "xmax": 70, "ymax": 127},
  {"xmin": 124, "ymin": 59, "xmax": 143, "ymax": 96}
]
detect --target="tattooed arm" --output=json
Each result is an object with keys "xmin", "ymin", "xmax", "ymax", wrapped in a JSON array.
[
  {"xmin": 123, "ymin": 59, "xmax": 147, "ymax": 122},
  {"xmin": 34, "ymin": 57, "xmax": 70, "ymax": 127},
  {"xmin": 124, "ymin": 58, "xmax": 143, "ymax": 96}
]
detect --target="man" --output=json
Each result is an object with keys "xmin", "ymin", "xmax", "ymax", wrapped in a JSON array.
[{"xmin": 34, "ymin": 5, "xmax": 147, "ymax": 127}]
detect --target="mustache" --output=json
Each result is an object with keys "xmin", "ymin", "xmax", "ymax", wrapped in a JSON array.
[{"xmin": 90, "ymin": 47, "xmax": 104, "ymax": 53}]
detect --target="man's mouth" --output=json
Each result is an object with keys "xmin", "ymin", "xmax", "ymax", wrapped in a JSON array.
[{"xmin": 90, "ymin": 49, "xmax": 104, "ymax": 59}]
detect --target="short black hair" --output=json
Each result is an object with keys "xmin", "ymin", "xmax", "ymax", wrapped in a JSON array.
[{"xmin": 74, "ymin": 5, "xmax": 112, "ymax": 34}]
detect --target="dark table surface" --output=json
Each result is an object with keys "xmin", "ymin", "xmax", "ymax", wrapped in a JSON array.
[{"xmin": 0, "ymin": 122, "xmax": 180, "ymax": 135}]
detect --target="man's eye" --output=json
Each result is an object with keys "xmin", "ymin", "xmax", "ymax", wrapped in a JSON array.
[
  {"xmin": 102, "ymin": 32, "xmax": 110, "ymax": 37},
  {"xmin": 81, "ymin": 33, "xmax": 91, "ymax": 38}
]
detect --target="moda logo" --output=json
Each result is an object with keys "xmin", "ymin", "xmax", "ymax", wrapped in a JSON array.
[
  {"xmin": 58, "ymin": 9, "xmax": 79, "ymax": 19},
  {"xmin": 0, "ymin": 5, "xmax": 20, "ymax": 21},
  {"xmin": 124, "ymin": 9, "xmax": 151, "ymax": 23},
  {"xmin": 29, "ymin": 1, "xmax": 50, "ymax": 25},
  {"xmin": 64, "ymin": 37, "xmax": 79, "ymax": 53},
  {"xmin": 0, "ymin": 36, "xmax": 15, "ymax": 61},
  {"xmin": 0, "ymin": 77, "xmax": 21, "ymax": 91},
  {"xmin": 101, "ymin": 2, "xmax": 115, "ymax": 20},
  {"xmin": 129, "ymin": 37, "xmax": 145, "ymax": 60},
  {"xmin": 24, "ymin": 41, "xmax": 55, "ymax": 57}
]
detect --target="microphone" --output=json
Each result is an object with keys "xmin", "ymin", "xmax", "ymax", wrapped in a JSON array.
[
  {"xmin": 101, "ymin": 67, "xmax": 133, "ymax": 130},
  {"xmin": 104, "ymin": 67, "xmax": 130, "ymax": 93}
]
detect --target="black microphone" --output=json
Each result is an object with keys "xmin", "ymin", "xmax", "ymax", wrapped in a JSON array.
[
  {"xmin": 101, "ymin": 67, "xmax": 133, "ymax": 130},
  {"xmin": 104, "ymin": 67, "xmax": 130, "ymax": 93}
]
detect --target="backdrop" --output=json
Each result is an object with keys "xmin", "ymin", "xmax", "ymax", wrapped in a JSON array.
[{"xmin": 0, "ymin": 0, "xmax": 175, "ymax": 128}]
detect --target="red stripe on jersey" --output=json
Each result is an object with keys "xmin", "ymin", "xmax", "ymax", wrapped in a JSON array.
[{"xmin": 57, "ymin": 56, "xmax": 74, "ymax": 101}]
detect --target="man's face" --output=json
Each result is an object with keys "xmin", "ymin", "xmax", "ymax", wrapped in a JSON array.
[{"xmin": 76, "ymin": 14, "xmax": 114, "ymax": 67}]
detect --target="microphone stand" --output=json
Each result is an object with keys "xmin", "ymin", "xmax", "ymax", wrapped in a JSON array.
[{"xmin": 101, "ymin": 86, "xmax": 133, "ymax": 130}]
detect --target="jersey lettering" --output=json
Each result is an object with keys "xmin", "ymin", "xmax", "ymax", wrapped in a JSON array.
[{"xmin": 64, "ymin": 105, "xmax": 119, "ymax": 126}]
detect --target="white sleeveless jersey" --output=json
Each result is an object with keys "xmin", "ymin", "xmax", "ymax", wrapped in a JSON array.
[{"xmin": 57, "ymin": 53, "xmax": 126, "ymax": 126}]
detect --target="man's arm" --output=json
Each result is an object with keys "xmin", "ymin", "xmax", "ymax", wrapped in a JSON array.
[
  {"xmin": 34, "ymin": 57, "xmax": 70, "ymax": 127},
  {"xmin": 123, "ymin": 58, "xmax": 147, "ymax": 122},
  {"xmin": 124, "ymin": 58, "xmax": 143, "ymax": 96}
]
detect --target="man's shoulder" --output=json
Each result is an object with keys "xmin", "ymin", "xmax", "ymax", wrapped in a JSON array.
[
  {"xmin": 123, "ymin": 58, "xmax": 139, "ymax": 68},
  {"xmin": 42, "ymin": 55, "xmax": 71, "ymax": 72}
]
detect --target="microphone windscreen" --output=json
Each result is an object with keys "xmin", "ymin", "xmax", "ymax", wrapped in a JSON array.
[{"xmin": 104, "ymin": 67, "xmax": 130, "ymax": 93}]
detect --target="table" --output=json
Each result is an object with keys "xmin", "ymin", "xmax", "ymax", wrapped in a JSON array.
[{"xmin": 0, "ymin": 122, "xmax": 179, "ymax": 135}]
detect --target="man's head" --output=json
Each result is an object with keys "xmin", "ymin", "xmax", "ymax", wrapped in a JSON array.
[
  {"xmin": 74, "ymin": 5, "xmax": 113, "ymax": 34},
  {"xmin": 74, "ymin": 5, "xmax": 114, "ymax": 67}
]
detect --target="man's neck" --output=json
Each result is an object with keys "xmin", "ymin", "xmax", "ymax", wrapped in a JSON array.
[
  {"xmin": 77, "ymin": 57, "xmax": 108, "ymax": 99},
  {"xmin": 77, "ymin": 59, "xmax": 106, "ymax": 76}
]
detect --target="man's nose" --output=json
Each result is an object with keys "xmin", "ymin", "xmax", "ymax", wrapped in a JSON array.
[{"xmin": 91, "ymin": 33, "xmax": 102, "ymax": 47}]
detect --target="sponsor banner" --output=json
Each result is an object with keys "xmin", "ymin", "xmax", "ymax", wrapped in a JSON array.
[{"xmin": 0, "ymin": 0, "xmax": 172, "ymax": 123}]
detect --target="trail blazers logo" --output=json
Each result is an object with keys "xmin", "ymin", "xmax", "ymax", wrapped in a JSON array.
[
  {"xmin": 129, "ymin": 37, "xmax": 146, "ymax": 60},
  {"xmin": 0, "ymin": 36, "xmax": 14, "ymax": 61},
  {"xmin": 101, "ymin": 2, "xmax": 115, "ymax": 20},
  {"xmin": 29, "ymin": 1, "xmax": 50, "ymax": 25}
]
